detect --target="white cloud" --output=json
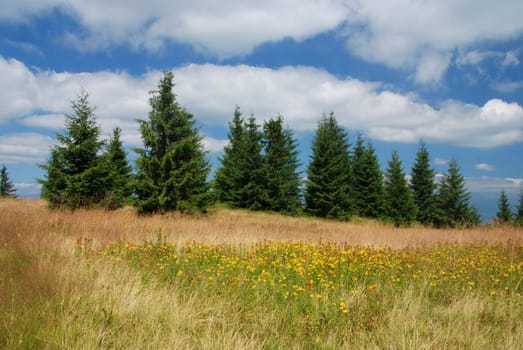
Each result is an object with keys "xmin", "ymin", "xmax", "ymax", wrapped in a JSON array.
[
  {"xmin": 14, "ymin": 183, "xmax": 42, "ymax": 197},
  {"xmin": 21, "ymin": 114, "xmax": 65, "ymax": 129},
  {"xmin": 343, "ymin": 1, "xmax": 523, "ymax": 83},
  {"xmin": 491, "ymin": 81, "xmax": 523, "ymax": 93},
  {"xmin": 456, "ymin": 50, "xmax": 502, "ymax": 66},
  {"xmin": 0, "ymin": 133, "xmax": 54, "ymax": 164},
  {"xmin": 0, "ymin": 56, "xmax": 39, "ymax": 122},
  {"xmin": 2, "ymin": 1, "xmax": 523, "ymax": 85},
  {"xmin": 475, "ymin": 163, "xmax": 495, "ymax": 171},
  {"xmin": 435, "ymin": 158, "xmax": 448, "ymax": 166},
  {"xmin": 466, "ymin": 176, "xmax": 522, "ymax": 194},
  {"xmin": 502, "ymin": 50, "xmax": 520, "ymax": 67},
  {"xmin": 2, "ymin": 56, "xmax": 523, "ymax": 167},
  {"xmin": 2, "ymin": 39, "xmax": 44, "ymax": 56},
  {"xmin": 202, "ymin": 137, "xmax": 228, "ymax": 153},
  {"xmin": 413, "ymin": 51, "xmax": 452, "ymax": 85},
  {"xmin": 505, "ymin": 177, "xmax": 523, "ymax": 187},
  {"xmin": 1, "ymin": 0, "xmax": 349, "ymax": 58}
]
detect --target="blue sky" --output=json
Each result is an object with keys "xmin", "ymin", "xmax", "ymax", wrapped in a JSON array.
[{"xmin": 1, "ymin": 1, "xmax": 522, "ymax": 220}]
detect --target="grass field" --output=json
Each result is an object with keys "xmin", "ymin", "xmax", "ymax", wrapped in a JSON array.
[{"xmin": 1, "ymin": 198, "xmax": 522, "ymax": 349}]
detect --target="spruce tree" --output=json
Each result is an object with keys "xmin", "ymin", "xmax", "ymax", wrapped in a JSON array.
[
  {"xmin": 495, "ymin": 190, "xmax": 512, "ymax": 223},
  {"xmin": 134, "ymin": 71, "xmax": 211, "ymax": 214},
  {"xmin": 214, "ymin": 106, "xmax": 248, "ymax": 206},
  {"xmin": 103, "ymin": 127, "xmax": 133, "ymax": 209},
  {"xmin": 39, "ymin": 90, "xmax": 107, "ymax": 208},
  {"xmin": 434, "ymin": 158, "xmax": 476, "ymax": 228},
  {"xmin": 352, "ymin": 135, "xmax": 384, "ymax": 218},
  {"xmin": 239, "ymin": 116, "xmax": 266, "ymax": 210},
  {"xmin": 261, "ymin": 115, "xmax": 301, "ymax": 213},
  {"xmin": 304, "ymin": 113, "xmax": 352, "ymax": 219},
  {"xmin": 351, "ymin": 134, "xmax": 366, "ymax": 216},
  {"xmin": 39, "ymin": 148, "xmax": 67, "ymax": 207},
  {"xmin": 384, "ymin": 151, "xmax": 416, "ymax": 226},
  {"xmin": 410, "ymin": 141, "xmax": 437, "ymax": 225},
  {"xmin": 515, "ymin": 190, "xmax": 523, "ymax": 226},
  {"xmin": 0, "ymin": 164, "xmax": 16, "ymax": 198}
]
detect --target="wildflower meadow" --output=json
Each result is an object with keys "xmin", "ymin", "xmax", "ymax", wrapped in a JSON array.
[{"xmin": 2, "ymin": 199, "xmax": 523, "ymax": 349}]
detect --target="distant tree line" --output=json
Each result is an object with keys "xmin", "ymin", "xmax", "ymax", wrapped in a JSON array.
[
  {"xmin": 0, "ymin": 164, "xmax": 17, "ymax": 198},
  {"xmin": 35, "ymin": 71, "xmax": 523, "ymax": 227}
]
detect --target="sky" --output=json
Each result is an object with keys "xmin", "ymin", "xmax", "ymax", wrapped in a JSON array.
[{"xmin": 1, "ymin": 0, "xmax": 522, "ymax": 220}]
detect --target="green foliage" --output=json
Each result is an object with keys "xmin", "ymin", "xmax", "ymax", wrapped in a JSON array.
[
  {"xmin": 215, "ymin": 111, "xmax": 301, "ymax": 214},
  {"xmin": 239, "ymin": 116, "xmax": 266, "ymax": 210},
  {"xmin": 352, "ymin": 135, "xmax": 384, "ymax": 218},
  {"xmin": 434, "ymin": 159, "xmax": 477, "ymax": 228},
  {"xmin": 98, "ymin": 240, "xmax": 523, "ymax": 349},
  {"xmin": 214, "ymin": 106, "xmax": 247, "ymax": 206},
  {"xmin": 515, "ymin": 190, "xmax": 523, "ymax": 226},
  {"xmin": 0, "ymin": 164, "xmax": 16, "ymax": 198},
  {"xmin": 39, "ymin": 90, "xmax": 108, "ymax": 208},
  {"xmin": 410, "ymin": 141, "xmax": 437, "ymax": 225},
  {"xmin": 134, "ymin": 71, "xmax": 211, "ymax": 214},
  {"xmin": 384, "ymin": 151, "xmax": 416, "ymax": 227},
  {"xmin": 260, "ymin": 116, "xmax": 301, "ymax": 213},
  {"xmin": 495, "ymin": 190, "xmax": 512, "ymax": 223},
  {"xmin": 304, "ymin": 113, "xmax": 352, "ymax": 219},
  {"xmin": 103, "ymin": 127, "xmax": 133, "ymax": 209}
]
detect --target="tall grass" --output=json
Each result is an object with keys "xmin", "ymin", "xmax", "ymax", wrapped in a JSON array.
[{"xmin": 1, "ymin": 198, "xmax": 522, "ymax": 349}]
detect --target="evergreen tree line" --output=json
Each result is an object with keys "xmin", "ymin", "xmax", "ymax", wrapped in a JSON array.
[
  {"xmin": 495, "ymin": 190, "xmax": 523, "ymax": 225},
  {"xmin": 217, "ymin": 111, "xmax": 481, "ymax": 227},
  {"xmin": 39, "ymin": 72, "xmax": 210, "ymax": 214},
  {"xmin": 36, "ymin": 71, "xmax": 522, "ymax": 227}
]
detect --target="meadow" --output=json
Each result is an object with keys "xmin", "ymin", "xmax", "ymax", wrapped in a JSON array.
[{"xmin": 1, "ymin": 198, "xmax": 522, "ymax": 349}]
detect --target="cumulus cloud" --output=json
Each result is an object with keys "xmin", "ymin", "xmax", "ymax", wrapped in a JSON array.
[
  {"xmin": 413, "ymin": 51, "xmax": 452, "ymax": 85},
  {"xmin": 202, "ymin": 137, "xmax": 229, "ymax": 153},
  {"xmin": 343, "ymin": 1, "xmax": 523, "ymax": 83},
  {"xmin": 0, "ymin": 133, "xmax": 54, "ymax": 164},
  {"xmin": 2, "ymin": 56, "xmax": 523, "ymax": 162},
  {"xmin": 475, "ymin": 163, "xmax": 495, "ymax": 171},
  {"xmin": 21, "ymin": 114, "xmax": 65, "ymax": 129},
  {"xmin": 2, "ymin": 1, "xmax": 523, "ymax": 84},
  {"xmin": 1, "ymin": 0, "xmax": 349, "ymax": 58}
]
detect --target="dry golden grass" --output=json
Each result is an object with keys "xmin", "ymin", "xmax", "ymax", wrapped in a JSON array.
[
  {"xmin": 2, "ymin": 198, "xmax": 522, "ymax": 250},
  {"xmin": 1, "ymin": 198, "xmax": 522, "ymax": 349}
]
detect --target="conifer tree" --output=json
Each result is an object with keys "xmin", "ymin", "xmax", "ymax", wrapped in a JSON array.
[
  {"xmin": 410, "ymin": 141, "xmax": 437, "ymax": 225},
  {"xmin": 239, "ymin": 116, "xmax": 266, "ymax": 210},
  {"xmin": 103, "ymin": 127, "xmax": 133, "ymax": 209},
  {"xmin": 434, "ymin": 158, "xmax": 477, "ymax": 227},
  {"xmin": 495, "ymin": 190, "xmax": 512, "ymax": 223},
  {"xmin": 39, "ymin": 148, "xmax": 67, "ymax": 207},
  {"xmin": 39, "ymin": 90, "xmax": 107, "ymax": 208},
  {"xmin": 305, "ymin": 113, "xmax": 352, "ymax": 219},
  {"xmin": 384, "ymin": 151, "xmax": 416, "ymax": 226},
  {"xmin": 261, "ymin": 115, "xmax": 301, "ymax": 213},
  {"xmin": 0, "ymin": 164, "xmax": 16, "ymax": 198},
  {"xmin": 514, "ymin": 190, "xmax": 523, "ymax": 226},
  {"xmin": 352, "ymin": 135, "xmax": 384, "ymax": 218},
  {"xmin": 134, "ymin": 71, "xmax": 211, "ymax": 213},
  {"xmin": 214, "ymin": 106, "xmax": 247, "ymax": 206},
  {"xmin": 351, "ymin": 134, "xmax": 366, "ymax": 216}
]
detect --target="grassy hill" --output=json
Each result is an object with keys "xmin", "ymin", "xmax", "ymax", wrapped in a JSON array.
[{"xmin": 1, "ymin": 199, "xmax": 522, "ymax": 349}]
